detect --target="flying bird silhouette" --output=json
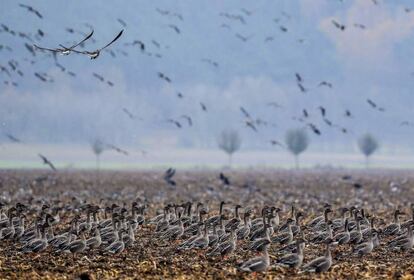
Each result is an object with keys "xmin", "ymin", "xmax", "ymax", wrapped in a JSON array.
[
  {"xmin": 332, "ymin": 20, "xmax": 346, "ymax": 31},
  {"xmin": 38, "ymin": 154, "xmax": 57, "ymax": 171},
  {"xmin": 19, "ymin": 4, "xmax": 43, "ymax": 19},
  {"xmin": 61, "ymin": 30, "xmax": 123, "ymax": 59},
  {"xmin": 35, "ymin": 30, "xmax": 94, "ymax": 55}
]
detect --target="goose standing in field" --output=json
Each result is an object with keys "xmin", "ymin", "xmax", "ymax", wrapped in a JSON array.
[
  {"xmin": 248, "ymin": 224, "xmax": 272, "ymax": 252},
  {"xmin": 207, "ymin": 228, "xmax": 237, "ymax": 258},
  {"xmin": 236, "ymin": 212, "xmax": 252, "ymax": 240},
  {"xmin": 86, "ymin": 227, "xmax": 102, "ymax": 250},
  {"xmin": 307, "ymin": 204, "xmax": 331, "ymax": 229},
  {"xmin": 205, "ymin": 201, "xmax": 226, "ymax": 227},
  {"xmin": 300, "ymin": 240, "xmax": 333, "ymax": 273},
  {"xmin": 158, "ymin": 212, "xmax": 184, "ymax": 241},
  {"xmin": 401, "ymin": 204, "xmax": 414, "ymax": 230},
  {"xmin": 310, "ymin": 221, "xmax": 333, "ymax": 244},
  {"xmin": 13, "ymin": 214, "xmax": 26, "ymax": 240},
  {"xmin": 66, "ymin": 229, "xmax": 87, "ymax": 259},
  {"xmin": 0, "ymin": 211, "xmax": 15, "ymax": 240},
  {"xmin": 190, "ymin": 224, "xmax": 209, "ymax": 249},
  {"xmin": 272, "ymin": 218, "xmax": 294, "ymax": 245},
  {"xmin": 105, "ymin": 231, "xmax": 125, "ymax": 255},
  {"xmin": 178, "ymin": 227, "xmax": 202, "ymax": 250},
  {"xmin": 353, "ymin": 232, "xmax": 375, "ymax": 257},
  {"xmin": 382, "ymin": 209, "xmax": 405, "ymax": 236},
  {"xmin": 388, "ymin": 224, "xmax": 414, "ymax": 251},
  {"xmin": 21, "ymin": 224, "xmax": 48, "ymax": 253},
  {"xmin": 122, "ymin": 223, "xmax": 135, "ymax": 248},
  {"xmin": 155, "ymin": 206, "xmax": 171, "ymax": 232},
  {"xmin": 349, "ymin": 217, "xmax": 363, "ymax": 244},
  {"xmin": 332, "ymin": 219, "xmax": 350, "ymax": 245},
  {"xmin": 225, "ymin": 205, "xmax": 242, "ymax": 232},
  {"xmin": 276, "ymin": 238, "xmax": 305, "ymax": 269},
  {"xmin": 239, "ymin": 239, "xmax": 271, "ymax": 272},
  {"xmin": 331, "ymin": 207, "xmax": 349, "ymax": 231}
]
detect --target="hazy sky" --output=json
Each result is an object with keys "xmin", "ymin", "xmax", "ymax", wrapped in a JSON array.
[{"xmin": 1, "ymin": 0, "xmax": 414, "ymax": 154}]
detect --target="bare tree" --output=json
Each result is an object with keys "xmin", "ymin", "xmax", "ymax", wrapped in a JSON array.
[
  {"xmin": 91, "ymin": 139, "xmax": 105, "ymax": 185},
  {"xmin": 217, "ymin": 129, "xmax": 242, "ymax": 167},
  {"xmin": 358, "ymin": 133, "xmax": 379, "ymax": 168},
  {"xmin": 285, "ymin": 128, "xmax": 309, "ymax": 169}
]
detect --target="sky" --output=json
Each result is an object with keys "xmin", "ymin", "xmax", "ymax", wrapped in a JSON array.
[{"xmin": 1, "ymin": 0, "xmax": 414, "ymax": 165}]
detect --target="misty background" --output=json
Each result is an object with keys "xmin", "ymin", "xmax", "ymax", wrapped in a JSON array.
[{"xmin": 1, "ymin": 0, "xmax": 414, "ymax": 168}]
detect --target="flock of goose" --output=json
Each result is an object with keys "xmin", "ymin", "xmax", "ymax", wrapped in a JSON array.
[{"xmin": 1, "ymin": 197, "xmax": 413, "ymax": 275}]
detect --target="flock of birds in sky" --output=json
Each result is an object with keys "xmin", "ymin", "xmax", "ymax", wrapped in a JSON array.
[{"xmin": 1, "ymin": 1, "xmax": 414, "ymax": 167}]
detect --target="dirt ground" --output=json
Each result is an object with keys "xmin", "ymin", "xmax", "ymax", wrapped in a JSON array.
[{"xmin": 0, "ymin": 169, "xmax": 414, "ymax": 279}]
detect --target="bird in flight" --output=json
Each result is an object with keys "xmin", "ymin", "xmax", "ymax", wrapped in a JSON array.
[
  {"xmin": 318, "ymin": 81, "xmax": 333, "ymax": 88},
  {"xmin": 200, "ymin": 102, "xmax": 207, "ymax": 112},
  {"xmin": 158, "ymin": 72, "xmax": 171, "ymax": 83},
  {"xmin": 38, "ymin": 154, "xmax": 57, "ymax": 171},
  {"xmin": 34, "ymin": 30, "xmax": 94, "ymax": 55},
  {"xmin": 19, "ymin": 4, "xmax": 43, "ymax": 19},
  {"xmin": 60, "ymin": 30, "xmax": 123, "ymax": 59},
  {"xmin": 180, "ymin": 115, "xmax": 193, "ymax": 126},
  {"xmin": 270, "ymin": 140, "xmax": 284, "ymax": 147},
  {"xmin": 332, "ymin": 20, "xmax": 346, "ymax": 31},
  {"xmin": 5, "ymin": 133, "xmax": 21, "ymax": 143}
]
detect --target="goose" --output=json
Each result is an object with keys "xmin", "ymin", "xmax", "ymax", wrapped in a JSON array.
[
  {"xmin": 190, "ymin": 224, "xmax": 209, "ymax": 249},
  {"xmin": 250, "ymin": 216, "xmax": 273, "ymax": 241},
  {"xmin": 276, "ymin": 239, "xmax": 305, "ymax": 268},
  {"xmin": 157, "ymin": 213, "xmax": 184, "ymax": 241},
  {"xmin": 353, "ymin": 232, "xmax": 375, "ymax": 257},
  {"xmin": 225, "ymin": 205, "xmax": 242, "ymax": 232},
  {"xmin": 34, "ymin": 30, "xmax": 94, "ymax": 55},
  {"xmin": 251, "ymin": 206, "xmax": 269, "ymax": 228},
  {"xmin": 250, "ymin": 208, "xmax": 268, "ymax": 237},
  {"xmin": 191, "ymin": 202, "xmax": 204, "ymax": 223},
  {"xmin": 236, "ymin": 212, "xmax": 251, "ymax": 240},
  {"xmin": 401, "ymin": 205, "xmax": 414, "ymax": 230},
  {"xmin": 349, "ymin": 217, "xmax": 363, "ymax": 244},
  {"xmin": 313, "ymin": 208, "xmax": 333, "ymax": 231},
  {"xmin": 388, "ymin": 224, "xmax": 413, "ymax": 251},
  {"xmin": 307, "ymin": 204, "xmax": 331, "ymax": 228},
  {"xmin": 178, "ymin": 227, "xmax": 202, "ymax": 250},
  {"xmin": 332, "ymin": 219, "xmax": 350, "ymax": 245},
  {"xmin": 149, "ymin": 205, "xmax": 172, "ymax": 225},
  {"xmin": 79, "ymin": 208, "xmax": 93, "ymax": 233},
  {"xmin": 248, "ymin": 224, "xmax": 272, "ymax": 252},
  {"xmin": 239, "ymin": 239, "xmax": 271, "ymax": 272},
  {"xmin": 13, "ymin": 214, "xmax": 26, "ymax": 240},
  {"xmin": 122, "ymin": 223, "xmax": 135, "ymax": 247},
  {"xmin": 382, "ymin": 209, "xmax": 405, "ymax": 236},
  {"xmin": 208, "ymin": 224, "xmax": 220, "ymax": 248},
  {"xmin": 183, "ymin": 208, "xmax": 207, "ymax": 238},
  {"xmin": 60, "ymin": 30, "xmax": 124, "ymax": 59},
  {"xmin": 269, "ymin": 207, "xmax": 281, "ymax": 230},
  {"xmin": 362, "ymin": 217, "xmax": 378, "ymax": 241},
  {"xmin": 21, "ymin": 224, "xmax": 48, "ymax": 253},
  {"xmin": 65, "ymin": 230, "xmax": 87, "ymax": 259},
  {"xmin": 207, "ymin": 228, "xmax": 236, "ymax": 258},
  {"xmin": 331, "ymin": 207, "xmax": 349, "ymax": 231},
  {"xmin": 300, "ymin": 240, "xmax": 333, "ymax": 273},
  {"xmin": 86, "ymin": 227, "xmax": 102, "ymax": 250},
  {"xmin": 155, "ymin": 206, "xmax": 171, "ymax": 232},
  {"xmin": 0, "ymin": 212, "xmax": 15, "ymax": 240},
  {"xmin": 290, "ymin": 212, "xmax": 304, "ymax": 236},
  {"xmin": 310, "ymin": 221, "xmax": 333, "ymax": 244},
  {"xmin": 205, "ymin": 201, "xmax": 226, "ymax": 227},
  {"xmin": 105, "ymin": 231, "xmax": 125, "ymax": 255},
  {"xmin": 272, "ymin": 218, "xmax": 294, "ymax": 245}
]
